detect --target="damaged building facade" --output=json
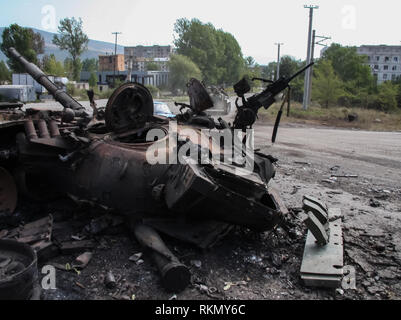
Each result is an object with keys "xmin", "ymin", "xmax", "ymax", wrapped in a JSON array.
[
  {"xmin": 81, "ymin": 45, "xmax": 172, "ymax": 89},
  {"xmin": 357, "ymin": 45, "xmax": 401, "ymax": 83}
]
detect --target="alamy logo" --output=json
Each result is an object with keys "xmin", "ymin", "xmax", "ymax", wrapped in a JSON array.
[
  {"xmin": 41, "ymin": 265, "xmax": 56, "ymax": 290},
  {"xmin": 145, "ymin": 122, "xmax": 256, "ymax": 175},
  {"xmin": 41, "ymin": 5, "xmax": 57, "ymax": 31},
  {"xmin": 341, "ymin": 5, "xmax": 357, "ymax": 30}
]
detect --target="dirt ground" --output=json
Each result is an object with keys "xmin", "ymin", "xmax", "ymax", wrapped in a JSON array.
[{"xmin": 2, "ymin": 102, "xmax": 401, "ymax": 300}]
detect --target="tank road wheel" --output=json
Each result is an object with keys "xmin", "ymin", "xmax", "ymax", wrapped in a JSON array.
[
  {"xmin": 105, "ymin": 82, "xmax": 154, "ymax": 133},
  {"xmin": 0, "ymin": 239, "xmax": 39, "ymax": 300}
]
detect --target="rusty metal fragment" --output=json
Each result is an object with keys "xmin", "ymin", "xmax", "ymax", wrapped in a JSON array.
[
  {"xmin": 60, "ymin": 240, "xmax": 96, "ymax": 255},
  {"xmin": 303, "ymin": 213, "xmax": 329, "ymax": 246},
  {"xmin": 301, "ymin": 206, "xmax": 344, "ymax": 288},
  {"xmin": 3, "ymin": 215, "xmax": 54, "ymax": 260},
  {"xmin": 134, "ymin": 224, "xmax": 190, "ymax": 292}
]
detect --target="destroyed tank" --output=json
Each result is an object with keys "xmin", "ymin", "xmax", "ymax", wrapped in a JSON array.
[{"xmin": 0, "ymin": 48, "xmax": 312, "ymax": 292}]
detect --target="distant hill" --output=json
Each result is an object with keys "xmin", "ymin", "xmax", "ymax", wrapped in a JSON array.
[{"xmin": 0, "ymin": 27, "xmax": 124, "ymax": 64}]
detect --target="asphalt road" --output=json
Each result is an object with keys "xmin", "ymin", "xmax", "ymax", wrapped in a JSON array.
[{"xmin": 255, "ymin": 124, "xmax": 401, "ymax": 188}]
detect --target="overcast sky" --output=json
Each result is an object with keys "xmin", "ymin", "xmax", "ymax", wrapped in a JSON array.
[{"xmin": 1, "ymin": 0, "xmax": 400, "ymax": 64}]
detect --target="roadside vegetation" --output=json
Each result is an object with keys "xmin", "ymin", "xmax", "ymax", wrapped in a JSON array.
[{"xmin": 259, "ymin": 102, "xmax": 401, "ymax": 131}]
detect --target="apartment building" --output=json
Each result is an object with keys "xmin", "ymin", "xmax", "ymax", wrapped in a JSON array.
[
  {"xmin": 124, "ymin": 45, "xmax": 173, "ymax": 59},
  {"xmin": 357, "ymin": 45, "xmax": 401, "ymax": 83}
]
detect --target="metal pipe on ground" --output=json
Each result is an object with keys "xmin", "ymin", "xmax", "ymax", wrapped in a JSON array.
[{"xmin": 133, "ymin": 224, "xmax": 191, "ymax": 293}]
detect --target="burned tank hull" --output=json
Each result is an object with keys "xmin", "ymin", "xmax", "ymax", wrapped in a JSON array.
[
  {"xmin": 11, "ymin": 118, "xmax": 285, "ymax": 232},
  {"xmin": 0, "ymin": 47, "xmax": 296, "ymax": 292}
]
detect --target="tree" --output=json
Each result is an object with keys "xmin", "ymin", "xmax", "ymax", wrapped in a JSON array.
[
  {"xmin": 279, "ymin": 56, "xmax": 304, "ymax": 79},
  {"xmin": 375, "ymin": 81, "xmax": 398, "ymax": 112},
  {"xmin": 64, "ymin": 58, "xmax": 74, "ymax": 79},
  {"xmin": 89, "ymin": 72, "xmax": 97, "ymax": 88},
  {"xmin": 168, "ymin": 54, "xmax": 202, "ymax": 94},
  {"xmin": 261, "ymin": 62, "xmax": 277, "ymax": 81},
  {"xmin": 42, "ymin": 54, "xmax": 65, "ymax": 77},
  {"xmin": 242, "ymin": 56, "xmax": 261, "ymax": 90},
  {"xmin": 174, "ymin": 18, "xmax": 244, "ymax": 85},
  {"xmin": 29, "ymin": 29, "xmax": 45, "ymax": 55},
  {"xmin": 82, "ymin": 58, "xmax": 98, "ymax": 72},
  {"xmin": 1, "ymin": 24, "xmax": 45, "ymax": 72},
  {"xmin": 312, "ymin": 59, "xmax": 344, "ymax": 107},
  {"xmin": 322, "ymin": 44, "xmax": 374, "ymax": 93},
  {"xmin": 146, "ymin": 62, "xmax": 160, "ymax": 71},
  {"xmin": 0, "ymin": 61, "xmax": 11, "ymax": 84},
  {"xmin": 53, "ymin": 17, "xmax": 89, "ymax": 81},
  {"xmin": 217, "ymin": 31, "xmax": 244, "ymax": 84}
]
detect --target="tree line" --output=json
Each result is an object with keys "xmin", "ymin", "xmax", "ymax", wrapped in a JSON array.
[
  {"xmin": 261, "ymin": 44, "xmax": 400, "ymax": 112},
  {"xmin": 0, "ymin": 19, "xmax": 97, "ymax": 85},
  {"xmin": 1, "ymin": 17, "xmax": 400, "ymax": 113},
  {"xmin": 170, "ymin": 18, "xmax": 400, "ymax": 112}
]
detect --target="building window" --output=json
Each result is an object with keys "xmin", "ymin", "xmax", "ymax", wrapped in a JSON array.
[
  {"xmin": 374, "ymin": 65, "xmax": 379, "ymax": 70},
  {"xmin": 385, "ymin": 57, "xmax": 390, "ymax": 62},
  {"xmin": 383, "ymin": 74, "xmax": 388, "ymax": 80},
  {"xmin": 394, "ymin": 57, "xmax": 399, "ymax": 62},
  {"xmin": 392, "ymin": 66, "xmax": 397, "ymax": 71},
  {"xmin": 376, "ymin": 56, "xmax": 380, "ymax": 61},
  {"xmin": 383, "ymin": 65, "xmax": 388, "ymax": 70},
  {"xmin": 391, "ymin": 74, "xmax": 396, "ymax": 80}
]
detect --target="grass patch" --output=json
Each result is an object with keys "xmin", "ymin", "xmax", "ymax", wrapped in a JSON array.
[
  {"xmin": 159, "ymin": 95, "xmax": 189, "ymax": 103},
  {"xmin": 259, "ymin": 102, "xmax": 401, "ymax": 131}
]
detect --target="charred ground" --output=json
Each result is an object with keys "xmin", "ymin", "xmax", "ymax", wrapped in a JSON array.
[{"xmin": 2, "ymin": 121, "xmax": 399, "ymax": 300}]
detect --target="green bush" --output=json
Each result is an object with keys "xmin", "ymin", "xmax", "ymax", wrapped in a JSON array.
[
  {"xmin": 146, "ymin": 85, "xmax": 160, "ymax": 97},
  {"xmin": 66, "ymin": 83, "xmax": 76, "ymax": 96},
  {"xmin": 66, "ymin": 83, "xmax": 88, "ymax": 100}
]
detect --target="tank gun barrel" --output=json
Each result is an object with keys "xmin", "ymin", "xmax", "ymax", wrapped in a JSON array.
[{"xmin": 8, "ymin": 47, "xmax": 85, "ymax": 113}]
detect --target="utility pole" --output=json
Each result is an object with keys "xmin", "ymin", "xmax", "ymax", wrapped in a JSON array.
[
  {"xmin": 307, "ymin": 30, "xmax": 331, "ymax": 107},
  {"xmin": 302, "ymin": 5, "xmax": 319, "ymax": 110},
  {"xmin": 275, "ymin": 43, "xmax": 284, "ymax": 80},
  {"xmin": 307, "ymin": 30, "xmax": 316, "ymax": 108},
  {"xmin": 112, "ymin": 32, "xmax": 122, "ymax": 88},
  {"xmin": 126, "ymin": 55, "xmax": 133, "ymax": 83}
]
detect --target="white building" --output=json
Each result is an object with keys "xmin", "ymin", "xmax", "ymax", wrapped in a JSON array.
[
  {"xmin": 12, "ymin": 74, "xmax": 68, "ymax": 93},
  {"xmin": 124, "ymin": 45, "xmax": 173, "ymax": 60},
  {"xmin": 0, "ymin": 85, "xmax": 36, "ymax": 102},
  {"xmin": 357, "ymin": 45, "xmax": 401, "ymax": 83}
]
